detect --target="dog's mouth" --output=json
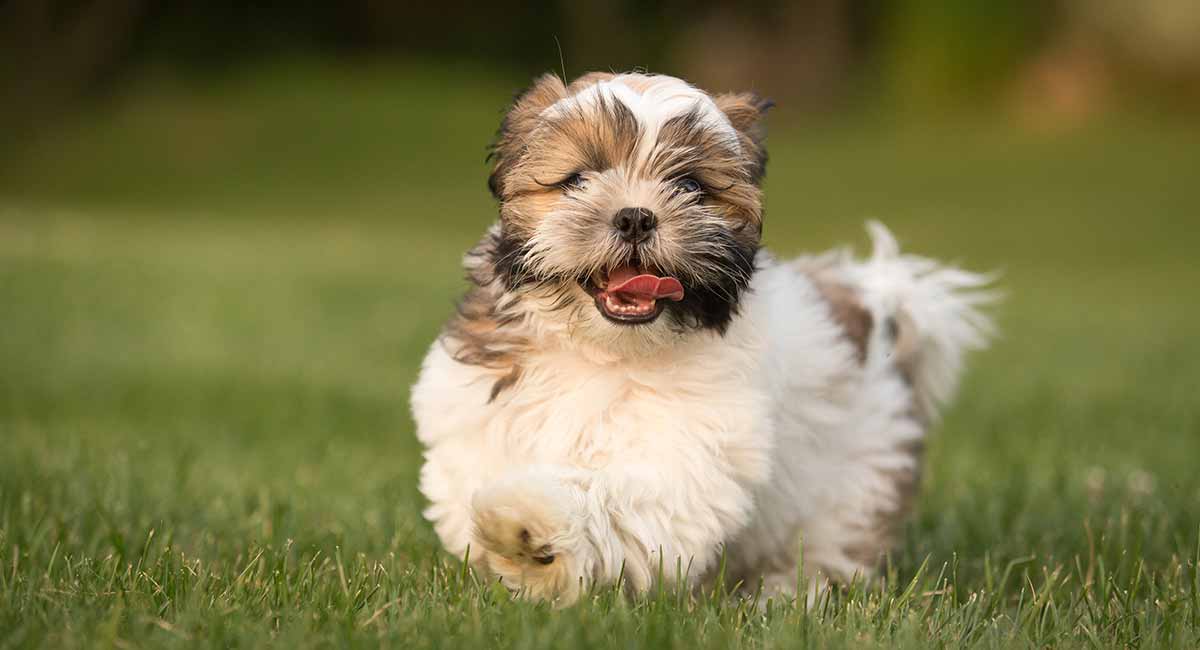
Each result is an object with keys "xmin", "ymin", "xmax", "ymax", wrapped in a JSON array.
[{"xmin": 581, "ymin": 263, "xmax": 685, "ymax": 325}]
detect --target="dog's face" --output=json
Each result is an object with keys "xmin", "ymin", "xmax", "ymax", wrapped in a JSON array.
[{"xmin": 485, "ymin": 72, "xmax": 771, "ymax": 345}]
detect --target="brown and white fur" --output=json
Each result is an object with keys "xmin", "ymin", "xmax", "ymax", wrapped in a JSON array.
[{"xmin": 410, "ymin": 72, "xmax": 995, "ymax": 605}]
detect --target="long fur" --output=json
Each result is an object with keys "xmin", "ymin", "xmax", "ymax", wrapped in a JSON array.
[{"xmin": 411, "ymin": 72, "xmax": 995, "ymax": 605}]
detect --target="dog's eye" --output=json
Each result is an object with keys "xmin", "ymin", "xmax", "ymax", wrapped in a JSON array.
[
  {"xmin": 558, "ymin": 173, "xmax": 586, "ymax": 191},
  {"xmin": 674, "ymin": 177, "xmax": 702, "ymax": 195}
]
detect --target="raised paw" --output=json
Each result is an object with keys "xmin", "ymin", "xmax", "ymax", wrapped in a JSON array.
[{"xmin": 470, "ymin": 469, "xmax": 592, "ymax": 604}]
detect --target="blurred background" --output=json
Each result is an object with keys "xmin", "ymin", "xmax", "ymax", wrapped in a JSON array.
[
  {"xmin": 1, "ymin": 0, "xmax": 1199, "ymax": 604},
  {"xmin": 6, "ymin": 1, "xmax": 1200, "ymax": 127},
  {"xmin": 3, "ymin": 1, "xmax": 1199, "ymax": 211}
]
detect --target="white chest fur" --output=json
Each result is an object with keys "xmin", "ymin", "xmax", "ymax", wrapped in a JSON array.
[
  {"xmin": 414, "ymin": 316, "xmax": 772, "ymax": 467},
  {"xmin": 410, "ymin": 275, "xmax": 788, "ymax": 555},
  {"xmin": 495, "ymin": 342, "xmax": 767, "ymax": 466}
]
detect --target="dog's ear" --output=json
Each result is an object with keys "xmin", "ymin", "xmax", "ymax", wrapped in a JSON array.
[
  {"xmin": 713, "ymin": 92, "xmax": 774, "ymax": 184},
  {"xmin": 488, "ymin": 73, "xmax": 569, "ymax": 199}
]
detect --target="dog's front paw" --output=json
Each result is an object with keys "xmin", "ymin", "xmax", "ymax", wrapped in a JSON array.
[{"xmin": 470, "ymin": 469, "xmax": 592, "ymax": 605}]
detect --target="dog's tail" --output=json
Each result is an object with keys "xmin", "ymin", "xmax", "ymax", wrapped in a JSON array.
[
  {"xmin": 801, "ymin": 222, "xmax": 998, "ymax": 422},
  {"xmin": 857, "ymin": 221, "xmax": 998, "ymax": 420}
]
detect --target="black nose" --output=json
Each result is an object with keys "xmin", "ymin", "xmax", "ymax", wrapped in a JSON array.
[{"xmin": 612, "ymin": 207, "xmax": 657, "ymax": 243}]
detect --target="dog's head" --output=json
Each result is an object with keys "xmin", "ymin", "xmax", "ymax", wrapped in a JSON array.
[{"xmin": 482, "ymin": 72, "xmax": 771, "ymax": 348}]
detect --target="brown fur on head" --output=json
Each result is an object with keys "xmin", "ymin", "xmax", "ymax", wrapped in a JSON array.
[{"xmin": 452, "ymin": 72, "xmax": 772, "ymax": 382}]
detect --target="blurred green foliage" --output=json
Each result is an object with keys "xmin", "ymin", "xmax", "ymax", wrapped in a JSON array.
[
  {"xmin": 3, "ymin": 0, "xmax": 1198, "ymax": 139},
  {"xmin": 884, "ymin": 2, "xmax": 1047, "ymax": 108}
]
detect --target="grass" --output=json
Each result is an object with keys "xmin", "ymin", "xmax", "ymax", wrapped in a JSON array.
[{"xmin": 1, "ymin": 61, "xmax": 1200, "ymax": 648}]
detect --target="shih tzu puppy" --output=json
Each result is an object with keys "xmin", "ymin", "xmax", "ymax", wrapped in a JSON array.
[{"xmin": 411, "ymin": 71, "xmax": 994, "ymax": 605}]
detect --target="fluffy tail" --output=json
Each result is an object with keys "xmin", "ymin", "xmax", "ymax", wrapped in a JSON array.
[
  {"xmin": 801, "ymin": 222, "xmax": 998, "ymax": 421},
  {"xmin": 858, "ymin": 221, "xmax": 998, "ymax": 420}
]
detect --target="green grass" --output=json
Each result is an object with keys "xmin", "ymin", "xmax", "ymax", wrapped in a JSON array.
[{"xmin": 2, "ymin": 62, "xmax": 1200, "ymax": 648}]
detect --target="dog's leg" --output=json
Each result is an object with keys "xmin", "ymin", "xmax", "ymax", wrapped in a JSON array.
[
  {"xmin": 469, "ymin": 465, "xmax": 611, "ymax": 605},
  {"xmin": 755, "ymin": 570, "xmax": 832, "ymax": 609},
  {"xmin": 582, "ymin": 463, "xmax": 754, "ymax": 594},
  {"xmin": 471, "ymin": 462, "xmax": 754, "ymax": 605}
]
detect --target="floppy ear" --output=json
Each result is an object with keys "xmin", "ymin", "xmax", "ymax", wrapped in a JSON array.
[
  {"xmin": 487, "ymin": 73, "xmax": 569, "ymax": 199},
  {"xmin": 712, "ymin": 92, "xmax": 774, "ymax": 184}
]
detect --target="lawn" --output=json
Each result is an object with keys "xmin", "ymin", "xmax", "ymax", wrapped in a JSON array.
[{"xmin": 1, "ymin": 62, "xmax": 1199, "ymax": 648}]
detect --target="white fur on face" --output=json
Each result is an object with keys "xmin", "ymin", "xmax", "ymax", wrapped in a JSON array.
[{"xmin": 540, "ymin": 73, "xmax": 741, "ymax": 156}]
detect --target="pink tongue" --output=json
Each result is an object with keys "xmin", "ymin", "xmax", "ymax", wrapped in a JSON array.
[{"xmin": 607, "ymin": 267, "xmax": 685, "ymax": 302}]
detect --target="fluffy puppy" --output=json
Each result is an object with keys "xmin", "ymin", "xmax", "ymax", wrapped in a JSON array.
[{"xmin": 410, "ymin": 71, "xmax": 994, "ymax": 605}]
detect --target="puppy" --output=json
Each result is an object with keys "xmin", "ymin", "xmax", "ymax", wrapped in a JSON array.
[{"xmin": 411, "ymin": 72, "xmax": 994, "ymax": 605}]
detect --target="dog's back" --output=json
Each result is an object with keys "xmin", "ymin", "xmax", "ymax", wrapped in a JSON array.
[{"xmin": 725, "ymin": 222, "xmax": 996, "ymax": 589}]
